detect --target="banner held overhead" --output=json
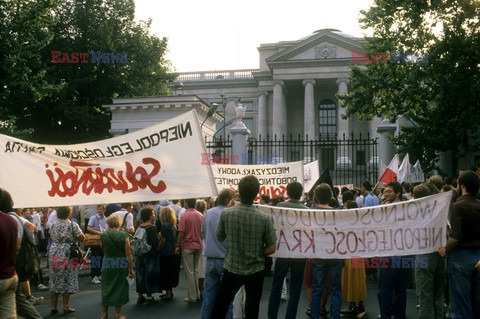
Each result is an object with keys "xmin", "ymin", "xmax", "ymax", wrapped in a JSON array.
[
  {"xmin": 212, "ymin": 161, "xmax": 304, "ymax": 199},
  {"xmin": 0, "ymin": 110, "xmax": 217, "ymax": 207}
]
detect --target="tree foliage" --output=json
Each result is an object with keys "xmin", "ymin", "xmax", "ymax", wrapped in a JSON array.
[
  {"xmin": 0, "ymin": 0, "xmax": 175, "ymax": 143},
  {"xmin": 341, "ymin": 0, "xmax": 480, "ymax": 174}
]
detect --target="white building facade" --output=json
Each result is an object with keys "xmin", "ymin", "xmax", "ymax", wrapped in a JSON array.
[{"xmin": 103, "ymin": 28, "xmax": 478, "ymax": 178}]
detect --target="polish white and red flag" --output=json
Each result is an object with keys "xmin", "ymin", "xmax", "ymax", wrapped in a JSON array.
[{"xmin": 379, "ymin": 154, "xmax": 399, "ymax": 184}]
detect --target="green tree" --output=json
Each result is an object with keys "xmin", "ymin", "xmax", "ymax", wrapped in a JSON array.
[
  {"xmin": 0, "ymin": 0, "xmax": 175, "ymax": 144},
  {"xmin": 341, "ymin": 0, "xmax": 480, "ymax": 174}
]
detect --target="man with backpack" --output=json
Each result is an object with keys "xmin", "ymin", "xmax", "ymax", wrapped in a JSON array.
[
  {"xmin": 108, "ymin": 203, "xmax": 135, "ymax": 235},
  {"xmin": 1, "ymin": 190, "xmax": 42, "ymax": 319},
  {"xmin": 0, "ymin": 188, "xmax": 20, "ymax": 319}
]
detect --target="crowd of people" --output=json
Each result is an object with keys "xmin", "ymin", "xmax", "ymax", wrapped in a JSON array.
[{"xmin": 0, "ymin": 170, "xmax": 479, "ymax": 319}]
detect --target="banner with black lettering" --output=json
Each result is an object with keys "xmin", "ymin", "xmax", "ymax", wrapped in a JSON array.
[
  {"xmin": 0, "ymin": 110, "xmax": 218, "ymax": 207},
  {"xmin": 257, "ymin": 191, "xmax": 451, "ymax": 258},
  {"xmin": 212, "ymin": 161, "xmax": 304, "ymax": 199}
]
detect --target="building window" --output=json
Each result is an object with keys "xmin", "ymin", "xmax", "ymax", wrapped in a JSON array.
[
  {"xmin": 244, "ymin": 118, "xmax": 254, "ymax": 136},
  {"xmin": 318, "ymin": 99, "xmax": 336, "ymax": 138}
]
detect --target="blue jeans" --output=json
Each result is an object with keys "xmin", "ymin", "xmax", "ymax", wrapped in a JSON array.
[
  {"xmin": 268, "ymin": 258, "xmax": 306, "ymax": 319},
  {"xmin": 448, "ymin": 248, "xmax": 480, "ymax": 319},
  {"xmin": 311, "ymin": 259, "xmax": 342, "ymax": 319},
  {"xmin": 377, "ymin": 257, "xmax": 411, "ymax": 319},
  {"xmin": 201, "ymin": 258, "xmax": 232, "ymax": 319}
]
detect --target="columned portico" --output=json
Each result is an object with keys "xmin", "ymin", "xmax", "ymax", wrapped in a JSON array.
[
  {"xmin": 336, "ymin": 78, "xmax": 350, "ymax": 138},
  {"xmin": 273, "ymin": 80, "xmax": 286, "ymax": 138},
  {"xmin": 257, "ymin": 91, "xmax": 268, "ymax": 139},
  {"xmin": 303, "ymin": 79, "xmax": 316, "ymax": 140}
]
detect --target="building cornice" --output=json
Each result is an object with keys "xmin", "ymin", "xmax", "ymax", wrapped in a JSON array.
[{"xmin": 268, "ymin": 58, "xmax": 353, "ymax": 69}]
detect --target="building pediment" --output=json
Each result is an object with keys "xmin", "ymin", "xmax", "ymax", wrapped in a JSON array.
[{"xmin": 266, "ymin": 30, "xmax": 364, "ymax": 65}]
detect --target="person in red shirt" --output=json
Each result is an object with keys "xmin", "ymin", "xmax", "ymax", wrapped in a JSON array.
[
  {"xmin": 175, "ymin": 198, "xmax": 203, "ymax": 303},
  {"xmin": 0, "ymin": 188, "xmax": 20, "ymax": 319}
]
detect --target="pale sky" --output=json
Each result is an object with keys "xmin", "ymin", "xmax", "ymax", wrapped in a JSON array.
[{"xmin": 134, "ymin": 0, "xmax": 374, "ymax": 72}]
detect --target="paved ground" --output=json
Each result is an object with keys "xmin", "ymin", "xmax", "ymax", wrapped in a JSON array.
[{"xmin": 30, "ymin": 258, "xmax": 423, "ymax": 319}]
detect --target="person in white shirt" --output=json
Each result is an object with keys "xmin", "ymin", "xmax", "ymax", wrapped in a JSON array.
[
  {"xmin": 9, "ymin": 209, "xmax": 46, "ymax": 306},
  {"xmin": 107, "ymin": 203, "xmax": 134, "ymax": 235},
  {"xmin": 45, "ymin": 209, "xmax": 57, "ymax": 257}
]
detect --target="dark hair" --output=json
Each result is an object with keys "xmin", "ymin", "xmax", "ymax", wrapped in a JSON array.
[
  {"xmin": 286, "ymin": 182, "xmax": 303, "ymax": 200},
  {"xmin": 269, "ymin": 198, "xmax": 281, "ymax": 206},
  {"xmin": 260, "ymin": 194, "xmax": 270, "ymax": 203},
  {"xmin": 140, "ymin": 206, "xmax": 154, "ymax": 222},
  {"xmin": 346, "ymin": 201, "xmax": 358, "ymax": 209},
  {"xmin": 276, "ymin": 195, "xmax": 285, "ymax": 202},
  {"xmin": 444, "ymin": 177, "xmax": 452, "ymax": 185},
  {"xmin": 185, "ymin": 198, "xmax": 196, "ymax": 209},
  {"xmin": 401, "ymin": 182, "xmax": 412, "ymax": 193},
  {"xmin": 0, "ymin": 188, "xmax": 14, "ymax": 213},
  {"xmin": 363, "ymin": 181, "xmax": 373, "ymax": 191},
  {"xmin": 342, "ymin": 191, "xmax": 354, "ymax": 202},
  {"xmin": 386, "ymin": 181, "xmax": 403, "ymax": 198},
  {"xmin": 341, "ymin": 187, "xmax": 349, "ymax": 195},
  {"xmin": 314, "ymin": 183, "xmax": 333, "ymax": 205},
  {"xmin": 458, "ymin": 170, "xmax": 480, "ymax": 195},
  {"xmin": 121, "ymin": 202, "xmax": 132, "ymax": 209},
  {"xmin": 57, "ymin": 206, "xmax": 71, "ymax": 219},
  {"xmin": 333, "ymin": 187, "xmax": 340, "ymax": 197},
  {"xmin": 328, "ymin": 197, "xmax": 338, "ymax": 208},
  {"xmin": 217, "ymin": 189, "xmax": 235, "ymax": 206},
  {"xmin": 413, "ymin": 184, "xmax": 431, "ymax": 199},
  {"xmin": 238, "ymin": 175, "xmax": 260, "ymax": 205}
]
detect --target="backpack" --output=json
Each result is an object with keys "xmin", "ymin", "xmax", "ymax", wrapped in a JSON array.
[
  {"xmin": 131, "ymin": 226, "xmax": 151, "ymax": 257},
  {"xmin": 9, "ymin": 213, "xmax": 39, "ymax": 281}
]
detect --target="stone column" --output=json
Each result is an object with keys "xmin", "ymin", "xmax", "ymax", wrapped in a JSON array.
[
  {"xmin": 377, "ymin": 118, "xmax": 397, "ymax": 176},
  {"xmin": 336, "ymin": 78, "xmax": 350, "ymax": 139},
  {"xmin": 257, "ymin": 92, "xmax": 268, "ymax": 139},
  {"xmin": 272, "ymin": 80, "xmax": 286, "ymax": 139},
  {"xmin": 303, "ymin": 79, "xmax": 316, "ymax": 140}
]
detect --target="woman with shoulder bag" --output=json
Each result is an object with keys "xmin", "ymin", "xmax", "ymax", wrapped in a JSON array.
[
  {"xmin": 49, "ymin": 206, "xmax": 85, "ymax": 315},
  {"xmin": 135, "ymin": 206, "xmax": 161, "ymax": 305}
]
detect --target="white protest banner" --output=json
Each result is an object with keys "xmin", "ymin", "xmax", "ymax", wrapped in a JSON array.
[
  {"xmin": 0, "ymin": 110, "xmax": 218, "ymax": 207},
  {"xmin": 257, "ymin": 191, "xmax": 451, "ymax": 259},
  {"xmin": 303, "ymin": 160, "xmax": 319, "ymax": 192},
  {"xmin": 212, "ymin": 161, "xmax": 304, "ymax": 199}
]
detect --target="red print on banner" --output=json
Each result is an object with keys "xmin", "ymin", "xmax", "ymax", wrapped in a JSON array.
[{"xmin": 45, "ymin": 157, "xmax": 167, "ymax": 197}]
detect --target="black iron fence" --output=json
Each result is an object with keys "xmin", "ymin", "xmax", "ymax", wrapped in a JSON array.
[{"xmin": 205, "ymin": 133, "xmax": 378, "ymax": 187}]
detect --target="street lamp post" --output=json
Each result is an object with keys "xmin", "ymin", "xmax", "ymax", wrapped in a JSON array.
[{"xmin": 220, "ymin": 93, "xmax": 228, "ymax": 139}]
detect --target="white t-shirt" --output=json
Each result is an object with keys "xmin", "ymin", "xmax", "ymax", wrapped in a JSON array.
[
  {"xmin": 32, "ymin": 211, "xmax": 42, "ymax": 232},
  {"xmin": 107, "ymin": 209, "xmax": 134, "ymax": 232},
  {"xmin": 8, "ymin": 212, "xmax": 28, "ymax": 240},
  {"xmin": 46, "ymin": 210, "xmax": 58, "ymax": 229}
]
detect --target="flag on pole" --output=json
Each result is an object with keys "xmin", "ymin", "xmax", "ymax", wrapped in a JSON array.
[
  {"xmin": 398, "ymin": 153, "xmax": 412, "ymax": 183},
  {"xmin": 410, "ymin": 160, "xmax": 425, "ymax": 183},
  {"xmin": 379, "ymin": 154, "xmax": 399, "ymax": 184}
]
